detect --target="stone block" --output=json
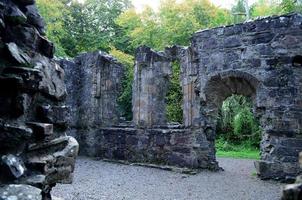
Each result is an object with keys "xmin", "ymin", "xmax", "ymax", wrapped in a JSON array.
[
  {"xmin": 166, "ymin": 153, "xmax": 189, "ymax": 168},
  {"xmin": 0, "ymin": 154, "xmax": 26, "ymax": 180},
  {"xmin": 282, "ymin": 183, "xmax": 302, "ymax": 200},
  {"xmin": 0, "ymin": 123, "xmax": 32, "ymax": 151},
  {"xmin": 251, "ymin": 32, "xmax": 275, "ymax": 44},
  {"xmin": 223, "ymin": 36, "xmax": 241, "ymax": 48},
  {"xmin": 255, "ymin": 160, "xmax": 302, "ymax": 181},
  {"xmin": 38, "ymin": 36, "xmax": 54, "ymax": 58},
  {"xmin": 36, "ymin": 105, "xmax": 70, "ymax": 128},
  {"xmin": 26, "ymin": 122, "xmax": 53, "ymax": 140},
  {"xmin": 18, "ymin": 0, "xmax": 36, "ymax": 6},
  {"xmin": 0, "ymin": 75, "xmax": 23, "ymax": 93},
  {"xmin": 2, "ymin": 66, "xmax": 42, "ymax": 92},
  {"xmin": 25, "ymin": 5, "xmax": 45, "ymax": 35},
  {"xmin": 5, "ymin": 42, "xmax": 31, "ymax": 65}
]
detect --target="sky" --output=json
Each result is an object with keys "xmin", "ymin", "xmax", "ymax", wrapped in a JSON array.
[{"xmin": 131, "ymin": 0, "xmax": 257, "ymax": 11}]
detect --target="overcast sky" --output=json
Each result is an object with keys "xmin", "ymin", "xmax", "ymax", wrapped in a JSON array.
[{"xmin": 131, "ymin": 0, "xmax": 257, "ymax": 11}]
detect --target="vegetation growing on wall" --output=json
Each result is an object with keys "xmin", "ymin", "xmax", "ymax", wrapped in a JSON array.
[
  {"xmin": 166, "ymin": 61, "xmax": 183, "ymax": 123},
  {"xmin": 110, "ymin": 48, "xmax": 134, "ymax": 121}
]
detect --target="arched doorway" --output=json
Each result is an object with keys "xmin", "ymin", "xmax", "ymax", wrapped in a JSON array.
[{"xmin": 201, "ymin": 70, "xmax": 263, "ymax": 167}]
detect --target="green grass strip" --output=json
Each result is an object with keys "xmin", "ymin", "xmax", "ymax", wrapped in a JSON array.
[{"xmin": 216, "ymin": 149, "xmax": 260, "ymax": 160}]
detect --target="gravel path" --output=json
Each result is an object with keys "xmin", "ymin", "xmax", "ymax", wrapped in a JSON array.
[{"xmin": 53, "ymin": 157, "xmax": 283, "ymax": 200}]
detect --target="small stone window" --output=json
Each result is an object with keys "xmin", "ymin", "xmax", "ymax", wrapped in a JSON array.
[{"xmin": 292, "ymin": 55, "xmax": 302, "ymax": 67}]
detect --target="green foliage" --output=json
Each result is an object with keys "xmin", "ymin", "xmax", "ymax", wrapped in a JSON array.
[
  {"xmin": 250, "ymin": 0, "xmax": 282, "ymax": 17},
  {"xmin": 37, "ymin": 0, "xmax": 302, "ymax": 58},
  {"xmin": 217, "ymin": 95, "xmax": 261, "ymax": 148},
  {"xmin": 166, "ymin": 62, "xmax": 183, "ymax": 123},
  {"xmin": 60, "ymin": 0, "xmax": 132, "ymax": 57},
  {"xmin": 110, "ymin": 48, "xmax": 134, "ymax": 121},
  {"xmin": 36, "ymin": 0, "xmax": 68, "ymax": 57},
  {"xmin": 117, "ymin": 0, "xmax": 232, "ymax": 50},
  {"xmin": 280, "ymin": 0, "xmax": 302, "ymax": 13},
  {"xmin": 37, "ymin": 0, "xmax": 132, "ymax": 57},
  {"xmin": 232, "ymin": 0, "xmax": 302, "ymax": 24}
]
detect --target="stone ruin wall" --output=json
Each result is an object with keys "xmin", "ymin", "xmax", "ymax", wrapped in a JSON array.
[
  {"xmin": 60, "ymin": 51, "xmax": 124, "ymax": 129},
  {"xmin": 193, "ymin": 13, "xmax": 302, "ymax": 180},
  {"xmin": 61, "ymin": 51, "xmax": 125, "ymax": 157},
  {"xmin": 0, "ymin": 0, "xmax": 78, "ymax": 199},
  {"xmin": 65, "ymin": 13, "xmax": 302, "ymax": 180},
  {"xmin": 131, "ymin": 13, "xmax": 302, "ymax": 180}
]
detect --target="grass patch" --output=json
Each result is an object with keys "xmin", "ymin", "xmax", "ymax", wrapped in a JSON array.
[
  {"xmin": 216, "ymin": 149, "xmax": 260, "ymax": 160},
  {"xmin": 216, "ymin": 138, "xmax": 260, "ymax": 160}
]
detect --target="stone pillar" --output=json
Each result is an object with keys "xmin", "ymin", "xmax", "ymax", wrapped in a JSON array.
[
  {"xmin": 179, "ymin": 47, "xmax": 200, "ymax": 127},
  {"xmin": 133, "ymin": 46, "xmax": 172, "ymax": 127}
]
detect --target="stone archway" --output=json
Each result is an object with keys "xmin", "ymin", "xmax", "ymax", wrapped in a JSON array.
[
  {"xmin": 200, "ymin": 71, "xmax": 262, "ymax": 166},
  {"xmin": 201, "ymin": 70, "xmax": 261, "ymax": 130}
]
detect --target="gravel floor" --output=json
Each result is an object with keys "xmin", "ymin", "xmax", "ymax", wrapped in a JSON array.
[{"xmin": 53, "ymin": 157, "xmax": 283, "ymax": 200}]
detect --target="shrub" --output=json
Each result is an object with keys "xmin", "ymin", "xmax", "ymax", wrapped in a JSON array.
[{"xmin": 217, "ymin": 95, "xmax": 261, "ymax": 148}]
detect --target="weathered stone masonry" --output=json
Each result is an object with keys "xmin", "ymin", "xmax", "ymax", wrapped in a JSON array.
[
  {"xmin": 0, "ymin": 0, "xmax": 79, "ymax": 199},
  {"xmin": 65, "ymin": 13, "xmax": 302, "ymax": 180},
  {"xmin": 193, "ymin": 13, "xmax": 302, "ymax": 180},
  {"xmin": 133, "ymin": 46, "xmax": 172, "ymax": 127},
  {"xmin": 61, "ymin": 51, "xmax": 124, "ymax": 129}
]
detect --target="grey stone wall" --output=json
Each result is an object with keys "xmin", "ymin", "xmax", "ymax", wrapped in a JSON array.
[
  {"xmin": 190, "ymin": 13, "xmax": 302, "ymax": 180},
  {"xmin": 73, "ymin": 126, "xmax": 218, "ymax": 170},
  {"xmin": 131, "ymin": 13, "xmax": 302, "ymax": 180},
  {"xmin": 61, "ymin": 51, "xmax": 125, "ymax": 129},
  {"xmin": 0, "ymin": 0, "xmax": 79, "ymax": 199}
]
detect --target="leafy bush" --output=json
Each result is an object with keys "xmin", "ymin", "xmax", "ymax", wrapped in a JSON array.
[{"xmin": 217, "ymin": 95, "xmax": 261, "ymax": 148}]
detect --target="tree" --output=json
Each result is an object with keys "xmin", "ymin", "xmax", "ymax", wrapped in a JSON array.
[
  {"xmin": 117, "ymin": 0, "xmax": 232, "ymax": 50},
  {"xmin": 281, "ymin": 0, "xmax": 302, "ymax": 13},
  {"xmin": 217, "ymin": 95, "xmax": 261, "ymax": 147},
  {"xmin": 250, "ymin": 0, "xmax": 302, "ymax": 18},
  {"xmin": 231, "ymin": 0, "xmax": 249, "ymax": 23},
  {"xmin": 36, "ymin": 0, "xmax": 68, "ymax": 57},
  {"xmin": 40, "ymin": 0, "xmax": 133, "ymax": 57}
]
